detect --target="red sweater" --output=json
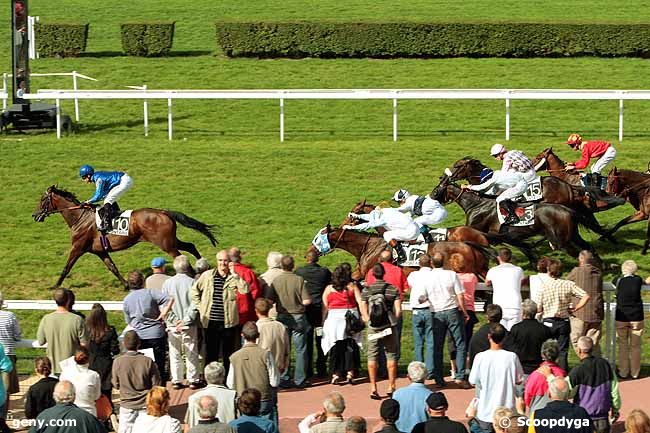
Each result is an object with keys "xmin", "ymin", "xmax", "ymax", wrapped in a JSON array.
[
  {"xmin": 574, "ymin": 140, "xmax": 611, "ymax": 170},
  {"xmin": 232, "ymin": 263, "xmax": 261, "ymax": 324},
  {"xmin": 524, "ymin": 361, "xmax": 566, "ymax": 408}
]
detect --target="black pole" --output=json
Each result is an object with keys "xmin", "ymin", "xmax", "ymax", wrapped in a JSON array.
[{"xmin": 11, "ymin": 0, "xmax": 30, "ymax": 108}]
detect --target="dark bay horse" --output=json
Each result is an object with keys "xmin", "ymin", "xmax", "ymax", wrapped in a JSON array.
[
  {"xmin": 308, "ymin": 224, "xmax": 493, "ymax": 280},
  {"xmin": 431, "ymin": 179, "xmax": 596, "ymax": 262},
  {"xmin": 33, "ymin": 186, "xmax": 217, "ymax": 287},
  {"xmin": 531, "ymin": 147, "xmax": 583, "ymax": 185},
  {"xmin": 342, "ymin": 200, "xmax": 490, "ymax": 246},
  {"xmin": 606, "ymin": 167, "xmax": 650, "ymax": 253}
]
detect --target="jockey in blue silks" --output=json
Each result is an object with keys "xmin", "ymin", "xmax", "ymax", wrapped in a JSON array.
[{"xmin": 79, "ymin": 164, "xmax": 133, "ymax": 232}]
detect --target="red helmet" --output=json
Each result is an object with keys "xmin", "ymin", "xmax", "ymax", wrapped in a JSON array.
[{"xmin": 566, "ymin": 133, "xmax": 582, "ymax": 147}]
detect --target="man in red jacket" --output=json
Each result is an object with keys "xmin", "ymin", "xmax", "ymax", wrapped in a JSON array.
[
  {"xmin": 564, "ymin": 133, "xmax": 617, "ymax": 175},
  {"xmin": 229, "ymin": 247, "xmax": 261, "ymax": 326}
]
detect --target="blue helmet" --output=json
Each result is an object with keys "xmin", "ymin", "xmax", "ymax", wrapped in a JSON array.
[{"xmin": 79, "ymin": 164, "xmax": 94, "ymax": 178}]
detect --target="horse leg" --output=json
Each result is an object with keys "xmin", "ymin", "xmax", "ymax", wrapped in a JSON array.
[
  {"xmin": 177, "ymin": 239, "xmax": 202, "ymax": 259},
  {"xmin": 96, "ymin": 252, "xmax": 128, "ymax": 288},
  {"xmin": 55, "ymin": 247, "xmax": 85, "ymax": 288},
  {"xmin": 577, "ymin": 211, "xmax": 618, "ymax": 244},
  {"xmin": 606, "ymin": 210, "xmax": 647, "ymax": 237}
]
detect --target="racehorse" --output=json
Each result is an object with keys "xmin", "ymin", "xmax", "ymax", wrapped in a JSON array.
[
  {"xmin": 342, "ymin": 200, "xmax": 490, "ymax": 246},
  {"xmin": 531, "ymin": 147, "xmax": 583, "ymax": 186},
  {"xmin": 308, "ymin": 224, "xmax": 494, "ymax": 280},
  {"xmin": 32, "ymin": 185, "xmax": 217, "ymax": 288},
  {"xmin": 431, "ymin": 178, "xmax": 597, "ymax": 262},
  {"xmin": 436, "ymin": 156, "xmax": 623, "ymax": 241},
  {"xmin": 606, "ymin": 167, "xmax": 650, "ymax": 254}
]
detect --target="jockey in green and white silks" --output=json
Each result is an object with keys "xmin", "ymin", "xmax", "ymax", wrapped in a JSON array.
[{"xmin": 393, "ymin": 189, "xmax": 447, "ymax": 243}]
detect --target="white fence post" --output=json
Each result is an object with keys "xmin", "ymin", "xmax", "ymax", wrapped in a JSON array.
[
  {"xmin": 72, "ymin": 71, "xmax": 80, "ymax": 121},
  {"xmin": 55, "ymin": 98, "xmax": 61, "ymax": 139},
  {"xmin": 619, "ymin": 93, "xmax": 624, "ymax": 143},
  {"xmin": 392, "ymin": 96, "xmax": 398, "ymax": 142},
  {"xmin": 280, "ymin": 96, "xmax": 284, "ymax": 142},
  {"xmin": 505, "ymin": 93, "xmax": 511, "ymax": 141},
  {"xmin": 143, "ymin": 85, "xmax": 149, "ymax": 137},
  {"xmin": 28, "ymin": 16, "xmax": 38, "ymax": 60},
  {"xmin": 2, "ymin": 73, "xmax": 6, "ymax": 111},
  {"xmin": 167, "ymin": 98, "xmax": 173, "ymax": 140}
]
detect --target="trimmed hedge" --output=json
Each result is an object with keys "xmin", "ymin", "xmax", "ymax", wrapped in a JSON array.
[
  {"xmin": 35, "ymin": 23, "xmax": 88, "ymax": 57},
  {"xmin": 121, "ymin": 22, "xmax": 175, "ymax": 57},
  {"xmin": 215, "ymin": 22, "xmax": 650, "ymax": 58}
]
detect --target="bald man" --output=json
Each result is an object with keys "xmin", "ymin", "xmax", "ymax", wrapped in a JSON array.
[{"xmin": 528, "ymin": 377, "xmax": 592, "ymax": 433}]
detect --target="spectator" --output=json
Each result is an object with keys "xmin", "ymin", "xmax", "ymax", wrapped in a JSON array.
[
  {"xmin": 59, "ymin": 347, "xmax": 101, "ymax": 416},
  {"xmin": 448, "ymin": 253, "xmax": 478, "ymax": 379},
  {"xmin": 321, "ymin": 264, "xmax": 362, "ymax": 385},
  {"xmin": 191, "ymin": 250, "xmax": 249, "ymax": 374},
  {"xmin": 260, "ymin": 252, "xmax": 284, "ymax": 297},
  {"xmin": 67, "ymin": 290, "xmax": 86, "ymax": 320},
  {"xmin": 112, "ymin": 330, "xmax": 161, "ymax": 433},
  {"xmin": 256, "ymin": 297, "xmax": 290, "ymax": 373},
  {"xmin": 468, "ymin": 304, "xmax": 505, "ymax": 367},
  {"xmin": 269, "ymin": 255, "xmax": 312, "ymax": 388},
  {"xmin": 485, "ymin": 248, "xmax": 525, "ymax": 331},
  {"xmin": 567, "ymin": 250, "xmax": 604, "ymax": 356},
  {"xmin": 132, "ymin": 386, "xmax": 181, "ymax": 433},
  {"xmin": 568, "ymin": 336, "xmax": 621, "ymax": 433},
  {"xmin": 624, "ymin": 409, "xmax": 650, "ymax": 433},
  {"xmin": 146, "ymin": 257, "xmax": 171, "ymax": 290},
  {"xmin": 533, "ymin": 259, "xmax": 591, "ymax": 372},
  {"xmin": 507, "ymin": 300, "xmax": 551, "ymax": 413},
  {"xmin": 298, "ymin": 392, "xmax": 346, "ymax": 433},
  {"xmin": 296, "ymin": 250, "xmax": 332, "ymax": 378},
  {"xmin": 406, "ymin": 255, "xmax": 435, "ymax": 379},
  {"xmin": 468, "ymin": 324, "xmax": 523, "ymax": 433},
  {"xmin": 229, "ymin": 388, "xmax": 278, "ymax": 433},
  {"xmin": 529, "ymin": 257, "xmax": 551, "ymax": 304},
  {"xmin": 613, "ymin": 260, "xmax": 645, "ymax": 379},
  {"xmin": 123, "ymin": 270, "xmax": 172, "ymax": 381},
  {"xmin": 393, "ymin": 361, "xmax": 432, "ymax": 433},
  {"xmin": 188, "ymin": 395, "xmax": 237, "ymax": 433},
  {"xmin": 24, "ymin": 357, "xmax": 58, "ymax": 419},
  {"xmin": 376, "ymin": 399, "xmax": 402, "ymax": 433},
  {"xmin": 37, "ymin": 289, "xmax": 88, "ymax": 374},
  {"xmin": 186, "ymin": 362, "xmax": 237, "ymax": 428},
  {"xmin": 346, "ymin": 417, "xmax": 367, "ymax": 433},
  {"xmin": 86, "ymin": 304, "xmax": 120, "ymax": 401},
  {"xmin": 492, "ymin": 407, "xmax": 524, "ymax": 433},
  {"xmin": 359, "ymin": 263, "xmax": 401, "ymax": 400},
  {"xmin": 0, "ymin": 342, "xmax": 12, "ymax": 433},
  {"xmin": 524, "ymin": 340, "xmax": 566, "ymax": 412},
  {"xmin": 424, "ymin": 253, "xmax": 468, "ymax": 387},
  {"xmin": 29, "ymin": 381, "xmax": 107, "ymax": 433},
  {"xmin": 229, "ymin": 246, "xmax": 262, "ymax": 326},
  {"xmin": 527, "ymin": 377, "xmax": 592, "ymax": 433},
  {"xmin": 0, "ymin": 292, "xmax": 21, "ymax": 406},
  {"xmin": 195, "ymin": 258, "xmax": 212, "ymax": 279},
  {"xmin": 162, "ymin": 255, "xmax": 202, "ymax": 390},
  {"xmin": 412, "ymin": 392, "xmax": 467, "ymax": 433},
  {"xmin": 228, "ymin": 322, "xmax": 280, "ymax": 426}
]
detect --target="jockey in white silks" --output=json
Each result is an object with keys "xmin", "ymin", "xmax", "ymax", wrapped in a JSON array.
[
  {"xmin": 343, "ymin": 206, "xmax": 419, "ymax": 262},
  {"xmin": 393, "ymin": 189, "xmax": 448, "ymax": 243},
  {"xmin": 462, "ymin": 168, "xmax": 528, "ymax": 225}
]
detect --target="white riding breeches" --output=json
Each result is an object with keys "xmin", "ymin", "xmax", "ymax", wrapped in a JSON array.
[
  {"xmin": 104, "ymin": 174, "xmax": 133, "ymax": 204},
  {"xmin": 497, "ymin": 177, "xmax": 527, "ymax": 204},
  {"xmin": 383, "ymin": 225, "xmax": 419, "ymax": 242},
  {"xmin": 414, "ymin": 207, "xmax": 448, "ymax": 227},
  {"xmin": 591, "ymin": 146, "xmax": 617, "ymax": 174}
]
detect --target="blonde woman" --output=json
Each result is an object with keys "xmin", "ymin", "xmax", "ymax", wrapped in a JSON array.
[
  {"xmin": 625, "ymin": 409, "xmax": 650, "ymax": 433},
  {"xmin": 614, "ymin": 260, "xmax": 645, "ymax": 379},
  {"xmin": 132, "ymin": 386, "xmax": 181, "ymax": 433}
]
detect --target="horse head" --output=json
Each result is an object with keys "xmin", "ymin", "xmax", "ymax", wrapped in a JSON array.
[
  {"xmin": 606, "ymin": 166, "xmax": 622, "ymax": 195},
  {"xmin": 33, "ymin": 185, "xmax": 57, "ymax": 222},
  {"xmin": 532, "ymin": 147, "xmax": 553, "ymax": 171}
]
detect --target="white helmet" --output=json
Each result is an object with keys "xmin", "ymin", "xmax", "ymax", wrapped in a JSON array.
[
  {"xmin": 490, "ymin": 143, "xmax": 506, "ymax": 156},
  {"xmin": 393, "ymin": 189, "xmax": 410, "ymax": 202}
]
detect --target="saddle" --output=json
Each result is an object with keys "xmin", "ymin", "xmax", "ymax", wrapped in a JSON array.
[{"xmin": 581, "ymin": 173, "xmax": 607, "ymax": 190}]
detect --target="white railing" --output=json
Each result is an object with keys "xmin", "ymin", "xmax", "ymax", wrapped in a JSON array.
[{"xmin": 17, "ymin": 88, "xmax": 650, "ymax": 141}]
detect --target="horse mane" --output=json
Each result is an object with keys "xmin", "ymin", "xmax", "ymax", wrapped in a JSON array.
[{"xmin": 49, "ymin": 185, "xmax": 81, "ymax": 204}]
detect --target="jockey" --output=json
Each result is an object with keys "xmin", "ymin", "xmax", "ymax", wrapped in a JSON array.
[
  {"xmin": 393, "ymin": 189, "xmax": 448, "ymax": 243},
  {"xmin": 564, "ymin": 133, "xmax": 617, "ymax": 179},
  {"xmin": 79, "ymin": 165, "xmax": 133, "ymax": 233},
  {"xmin": 343, "ymin": 206, "xmax": 419, "ymax": 263},
  {"xmin": 462, "ymin": 169, "xmax": 523, "ymax": 225}
]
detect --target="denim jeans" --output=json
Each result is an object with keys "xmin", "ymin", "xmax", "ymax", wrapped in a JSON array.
[
  {"xmin": 277, "ymin": 313, "xmax": 311, "ymax": 386},
  {"xmin": 412, "ymin": 309, "xmax": 434, "ymax": 376},
  {"xmin": 432, "ymin": 308, "xmax": 466, "ymax": 382},
  {"xmin": 260, "ymin": 396, "xmax": 278, "ymax": 430},
  {"xmin": 469, "ymin": 418, "xmax": 494, "ymax": 433}
]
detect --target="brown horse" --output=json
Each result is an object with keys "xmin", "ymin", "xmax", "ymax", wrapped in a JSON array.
[
  {"xmin": 33, "ymin": 186, "xmax": 217, "ymax": 287},
  {"xmin": 606, "ymin": 167, "xmax": 650, "ymax": 253},
  {"xmin": 342, "ymin": 200, "xmax": 490, "ymax": 246},
  {"xmin": 531, "ymin": 147, "xmax": 583, "ymax": 185},
  {"xmin": 308, "ymin": 224, "xmax": 493, "ymax": 280}
]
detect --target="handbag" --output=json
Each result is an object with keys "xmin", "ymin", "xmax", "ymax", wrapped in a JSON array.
[{"xmin": 344, "ymin": 285, "xmax": 365, "ymax": 336}]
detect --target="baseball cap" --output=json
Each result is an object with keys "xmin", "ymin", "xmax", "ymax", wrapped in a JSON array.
[
  {"xmin": 151, "ymin": 257, "xmax": 167, "ymax": 268},
  {"xmin": 426, "ymin": 392, "xmax": 448, "ymax": 410},
  {"xmin": 380, "ymin": 399, "xmax": 400, "ymax": 421}
]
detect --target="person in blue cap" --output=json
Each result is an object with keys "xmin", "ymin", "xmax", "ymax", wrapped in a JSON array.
[
  {"xmin": 79, "ymin": 165, "xmax": 133, "ymax": 233},
  {"xmin": 146, "ymin": 257, "xmax": 170, "ymax": 290}
]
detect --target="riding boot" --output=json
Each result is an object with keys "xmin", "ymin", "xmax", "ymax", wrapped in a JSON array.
[
  {"xmin": 99, "ymin": 203, "xmax": 112, "ymax": 232},
  {"xmin": 420, "ymin": 225, "xmax": 434, "ymax": 243},
  {"xmin": 112, "ymin": 202, "xmax": 121, "ymax": 214},
  {"xmin": 388, "ymin": 239, "xmax": 407, "ymax": 263},
  {"xmin": 501, "ymin": 200, "xmax": 520, "ymax": 225}
]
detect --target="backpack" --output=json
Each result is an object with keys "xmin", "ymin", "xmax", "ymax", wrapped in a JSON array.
[{"xmin": 368, "ymin": 284, "xmax": 391, "ymax": 329}]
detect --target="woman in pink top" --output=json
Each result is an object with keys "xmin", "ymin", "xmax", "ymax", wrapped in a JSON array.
[{"xmin": 448, "ymin": 253, "xmax": 478, "ymax": 378}]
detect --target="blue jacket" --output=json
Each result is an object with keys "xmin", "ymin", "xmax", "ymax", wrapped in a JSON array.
[{"xmin": 87, "ymin": 171, "xmax": 124, "ymax": 203}]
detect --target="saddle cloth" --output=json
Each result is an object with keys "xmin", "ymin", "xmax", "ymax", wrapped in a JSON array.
[
  {"xmin": 497, "ymin": 203, "xmax": 535, "ymax": 227},
  {"xmin": 394, "ymin": 228, "xmax": 448, "ymax": 267},
  {"xmin": 522, "ymin": 176, "xmax": 543, "ymax": 201},
  {"xmin": 95, "ymin": 209, "xmax": 133, "ymax": 236}
]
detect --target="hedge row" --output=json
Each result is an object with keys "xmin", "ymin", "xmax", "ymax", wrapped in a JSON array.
[
  {"xmin": 215, "ymin": 22, "xmax": 650, "ymax": 58},
  {"xmin": 35, "ymin": 23, "xmax": 89, "ymax": 57},
  {"xmin": 121, "ymin": 22, "xmax": 176, "ymax": 57}
]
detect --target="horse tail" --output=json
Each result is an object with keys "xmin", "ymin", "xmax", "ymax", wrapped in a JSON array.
[
  {"xmin": 463, "ymin": 241, "xmax": 498, "ymax": 261},
  {"xmin": 164, "ymin": 210, "xmax": 218, "ymax": 246}
]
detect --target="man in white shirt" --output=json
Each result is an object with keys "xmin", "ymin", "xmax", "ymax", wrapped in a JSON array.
[
  {"xmin": 406, "ymin": 255, "xmax": 435, "ymax": 379},
  {"xmin": 468, "ymin": 323, "xmax": 524, "ymax": 433},
  {"xmin": 423, "ymin": 253, "xmax": 469, "ymax": 387},
  {"xmin": 485, "ymin": 248, "xmax": 525, "ymax": 331}
]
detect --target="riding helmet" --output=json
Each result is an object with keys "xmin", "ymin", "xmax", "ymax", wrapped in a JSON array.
[
  {"xmin": 566, "ymin": 133, "xmax": 582, "ymax": 147},
  {"xmin": 490, "ymin": 143, "xmax": 506, "ymax": 156},
  {"xmin": 79, "ymin": 164, "xmax": 94, "ymax": 178},
  {"xmin": 393, "ymin": 189, "xmax": 410, "ymax": 202}
]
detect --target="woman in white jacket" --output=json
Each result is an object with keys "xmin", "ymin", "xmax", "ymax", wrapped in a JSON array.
[
  {"xmin": 133, "ymin": 387, "xmax": 181, "ymax": 433},
  {"xmin": 59, "ymin": 347, "xmax": 101, "ymax": 416}
]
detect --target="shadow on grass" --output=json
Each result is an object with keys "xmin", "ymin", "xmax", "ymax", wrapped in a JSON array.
[
  {"xmin": 81, "ymin": 50, "xmax": 213, "ymax": 58},
  {"xmin": 77, "ymin": 115, "xmax": 192, "ymax": 133}
]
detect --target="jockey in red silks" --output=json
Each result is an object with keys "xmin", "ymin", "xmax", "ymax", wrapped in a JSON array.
[{"xmin": 564, "ymin": 133, "xmax": 617, "ymax": 175}]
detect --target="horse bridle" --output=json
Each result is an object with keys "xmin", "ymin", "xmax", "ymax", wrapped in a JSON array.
[
  {"xmin": 329, "ymin": 226, "xmax": 372, "ymax": 260},
  {"xmin": 38, "ymin": 192, "xmax": 88, "ymax": 224}
]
